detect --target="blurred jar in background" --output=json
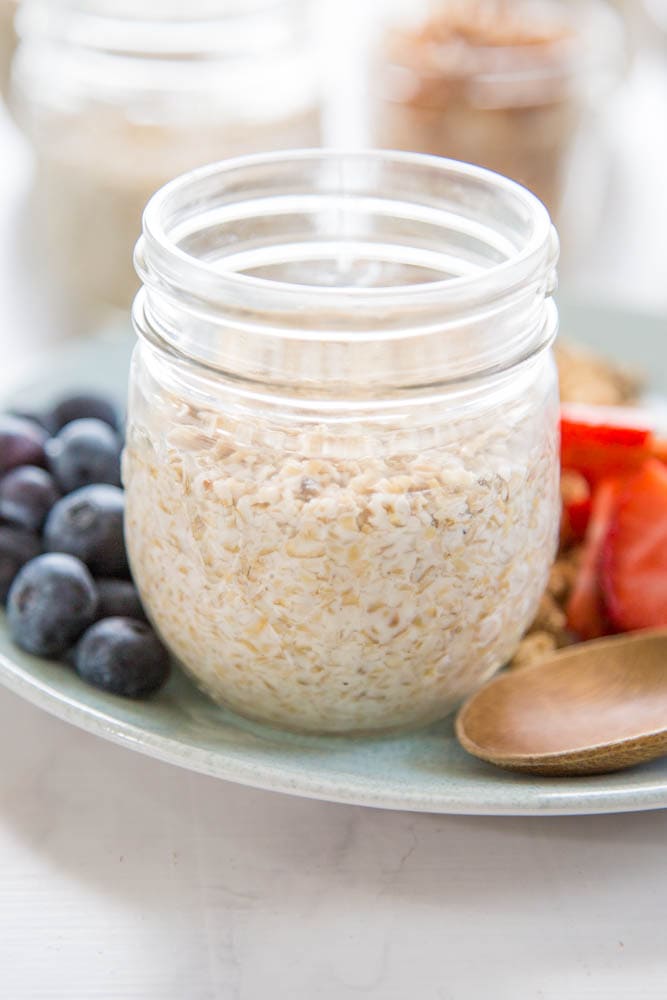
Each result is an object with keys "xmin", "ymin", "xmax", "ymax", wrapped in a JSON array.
[
  {"xmin": 371, "ymin": 0, "xmax": 624, "ymax": 222},
  {"xmin": 0, "ymin": 0, "xmax": 18, "ymax": 95},
  {"xmin": 11, "ymin": 0, "xmax": 321, "ymax": 332},
  {"xmin": 644, "ymin": 0, "xmax": 667, "ymax": 40}
]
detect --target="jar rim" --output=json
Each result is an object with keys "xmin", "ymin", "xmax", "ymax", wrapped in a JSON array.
[
  {"xmin": 135, "ymin": 148, "xmax": 559, "ymax": 391},
  {"xmin": 16, "ymin": 0, "xmax": 306, "ymax": 58},
  {"xmin": 138, "ymin": 148, "xmax": 557, "ymax": 329}
]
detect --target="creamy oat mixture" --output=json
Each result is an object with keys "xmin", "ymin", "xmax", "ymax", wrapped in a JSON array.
[{"xmin": 124, "ymin": 359, "xmax": 559, "ymax": 733}]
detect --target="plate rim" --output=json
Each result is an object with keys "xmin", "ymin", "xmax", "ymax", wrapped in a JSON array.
[{"xmin": 2, "ymin": 648, "xmax": 667, "ymax": 817}]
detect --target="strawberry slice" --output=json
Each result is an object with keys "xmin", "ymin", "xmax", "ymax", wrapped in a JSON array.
[
  {"xmin": 566, "ymin": 478, "xmax": 620, "ymax": 640},
  {"xmin": 601, "ymin": 459, "xmax": 667, "ymax": 632},
  {"xmin": 560, "ymin": 470, "xmax": 592, "ymax": 545},
  {"xmin": 560, "ymin": 403, "xmax": 658, "ymax": 488},
  {"xmin": 566, "ymin": 495, "xmax": 592, "ymax": 541}
]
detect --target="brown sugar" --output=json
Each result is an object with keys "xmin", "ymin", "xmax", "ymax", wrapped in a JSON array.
[{"xmin": 374, "ymin": 1, "xmax": 584, "ymax": 214}]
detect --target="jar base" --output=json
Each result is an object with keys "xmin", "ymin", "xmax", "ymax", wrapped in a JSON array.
[{"xmin": 183, "ymin": 664, "xmax": 466, "ymax": 740}]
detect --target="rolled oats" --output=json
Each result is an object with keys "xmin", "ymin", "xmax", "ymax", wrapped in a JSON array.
[{"xmin": 124, "ymin": 377, "xmax": 560, "ymax": 733}]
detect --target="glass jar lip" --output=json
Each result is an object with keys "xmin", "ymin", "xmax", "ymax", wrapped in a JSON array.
[
  {"xmin": 138, "ymin": 147, "xmax": 557, "ymax": 335},
  {"xmin": 16, "ymin": 0, "xmax": 304, "ymax": 58}
]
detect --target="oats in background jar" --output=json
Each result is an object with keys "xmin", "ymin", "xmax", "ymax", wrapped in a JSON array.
[{"xmin": 11, "ymin": 0, "xmax": 322, "ymax": 332}]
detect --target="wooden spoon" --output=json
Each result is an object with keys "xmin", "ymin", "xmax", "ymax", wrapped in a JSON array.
[{"xmin": 456, "ymin": 630, "xmax": 667, "ymax": 776}]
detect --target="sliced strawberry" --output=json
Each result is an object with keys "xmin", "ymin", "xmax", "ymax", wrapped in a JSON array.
[
  {"xmin": 566, "ymin": 478, "xmax": 620, "ymax": 640},
  {"xmin": 560, "ymin": 403, "xmax": 666, "ymax": 488},
  {"xmin": 564, "ymin": 494, "xmax": 593, "ymax": 544},
  {"xmin": 601, "ymin": 459, "xmax": 667, "ymax": 632},
  {"xmin": 560, "ymin": 470, "xmax": 592, "ymax": 545}
]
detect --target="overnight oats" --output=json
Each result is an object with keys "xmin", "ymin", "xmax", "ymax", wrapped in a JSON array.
[
  {"xmin": 124, "ymin": 151, "xmax": 561, "ymax": 734},
  {"xmin": 372, "ymin": 0, "xmax": 623, "ymax": 218},
  {"xmin": 11, "ymin": 0, "xmax": 321, "ymax": 330}
]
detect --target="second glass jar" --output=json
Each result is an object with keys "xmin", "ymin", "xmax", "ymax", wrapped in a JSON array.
[
  {"xmin": 0, "ymin": 0, "xmax": 18, "ymax": 96},
  {"xmin": 12, "ymin": 0, "xmax": 322, "ymax": 330},
  {"xmin": 371, "ymin": 0, "xmax": 624, "ymax": 221}
]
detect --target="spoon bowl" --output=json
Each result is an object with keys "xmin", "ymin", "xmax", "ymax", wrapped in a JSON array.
[{"xmin": 456, "ymin": 630, "xmax": 667, "ymax": 776}]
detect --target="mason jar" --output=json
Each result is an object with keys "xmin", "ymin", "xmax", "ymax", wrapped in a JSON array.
[
  {"xmin": 644, "ymin": 0, "xmax": 667, "ymax": 41},
  {"xmin": 371, "ymin": 0, "xmax": 624, "ymax": 221},
  {"xmin": 0, "ymin": 0, "xmax": 18, "ymax": 96},
  {"xmin": 124, "ymin": 150, "xmax": 561, "ymax": 735},
  {"xmin": 11, "ymin": 0, "xmax": 321, "ymax": 331}
]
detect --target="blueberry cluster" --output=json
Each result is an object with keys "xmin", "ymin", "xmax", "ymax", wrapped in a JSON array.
[{"xmin": 0, "ymin": 394, "xmax": 169, "ymax": 699}]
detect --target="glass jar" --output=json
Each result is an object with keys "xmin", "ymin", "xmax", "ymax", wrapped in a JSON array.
[
  {"xmin": 371, "ymin": 0, "xmax": 624, "ymax": 221},
  {"xmin": 0, "ymin": 0, "xmax": 18, "ymax": 96},
  {"xmin": 644, "ymin": 0, "xmax": 667, "ymax": 40},
  {"xmin": 11, "ymin": 0, "xmax": 321, "ymax": 331},
  {"xmin": 124, "ymin": 150, "xmax": 561, "ymax": 735}
]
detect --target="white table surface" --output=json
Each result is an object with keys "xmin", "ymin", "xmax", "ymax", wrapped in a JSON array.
[{"xmin": 2, "ymin": 4, "xmax": 667, "ymax": 996}]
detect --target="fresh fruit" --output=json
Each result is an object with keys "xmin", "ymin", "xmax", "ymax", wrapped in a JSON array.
[
  {"xmin": 44, "ymin": 484, "xmax": 129, "ymax": 578},
  {"xmin": 0, "ymin": 414, "xmax": 48, "ymax": 474},
  {"xmin": 95, "ymin": 578, "xmax": 147, "ymax": 622},
  {"xmin": 7, "ymin": 553, "xmax": 98, "ymax": 656},
  {"xmin": 73, "ymin": 617, "xmax": 169, "ymax": 698},
  {"xmin": 562, "ymin": 493, "xmax": 592, "ymax": 545},
  {"xmin": 8, "ymin": 410, "xmax": 50, "ymax": 433},
  {"xmin": 560, "ymin": 470, "xmax": 592, "ymax": 545},
  {"xmin": 47, "ymin": 393, "xmax": 120, "ymax": 433},
  {"xmin": 47, "ymin": 418, "xmax": 121, "ymax": 493},
  {"xmin": 0, "ymin": 466, "xmax": 60, "ymax": 532},
  {"xmin": 0, "ymin": 390, "xmax": 168, "ymax": 704},
  {"xmin": 0, "ymin": 526, "xmax": 42, "ymax": 604},
  {"xmin": 566, "ymin": 479, "xmax": 620, "ymax": 641},
  {"xmin": 601, "ymin": 459, "xmax": 667, "ymax": 631},
  {"xmin": 560, "ymin": 403, "xmax": 667, "ymax": 488}
]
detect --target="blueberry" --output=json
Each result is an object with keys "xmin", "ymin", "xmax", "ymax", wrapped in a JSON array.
[
  {"xmin": 63, "ymin": 644, "xmax": 78, "ymax": 669},
  {"xmin": 8, "ymin": 409, "xmax": 50, "ymax": 433},
  {"xmin": 0, "ymin": 525, "xmax": 42, "ymax": 604},
  {"xmin": 0, "ymin": 466, "xmax": 60, "ymax": 532},
  {"xmin": 44, "ymin": 484, "xmax": 129, "ymax": 578},
  {"xmin": 95, "ymin": 578, "xmax": 147, "ymax": 622},
  {"xmin": 47, "ymin": 418, "xmax": 121, "ymax": 493},
  {"xmin": 47, "ymin": 393, "xmax": 120, "ymax": 433},
  {"xmin": 0, "ymin": 414, "xmax": 48, "ymax": 474},
  {"xmin": 73, "ymin": 617, "xmax": 170, "ymax": 698},
  {"xmin": 7, "ymin": 553, "xmax": 98, "ymax": 657}
]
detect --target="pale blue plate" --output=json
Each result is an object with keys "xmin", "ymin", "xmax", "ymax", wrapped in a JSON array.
[{"xmin": 1, "ymin": 301, "xmax": 666, "ymax": 816}]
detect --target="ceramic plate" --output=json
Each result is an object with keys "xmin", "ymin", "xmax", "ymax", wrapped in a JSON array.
[{"xmin": 1, "ymin": 301, "xmax": 666, "ymax": 817}]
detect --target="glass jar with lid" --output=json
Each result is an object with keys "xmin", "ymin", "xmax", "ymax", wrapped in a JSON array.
[
  {"xmin": 123, "ymin": 149, "xmax": 561, "ymax": 735},
  {"xmin": 11, "ymin": 0, "xmax": 322, "ymax": 331},
  {"xmin": 371, "ymin": 0, "xmax": 624, "ymax": 221}
]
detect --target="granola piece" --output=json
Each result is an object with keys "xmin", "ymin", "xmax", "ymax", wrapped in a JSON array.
[
  {"xmin": 556, "ymin": 340, "xmax": 643, "ymax": 406},
  {"xmin": 509, "ymin": 631, "xmax": 558, "ymax": 670},
  {"xmin": 548, "ymin": 551, "xmax": 582, "ymax": 602},
  {"xmin": 532, "ymin": 591, "xmax": 566, "ymax": 630}
]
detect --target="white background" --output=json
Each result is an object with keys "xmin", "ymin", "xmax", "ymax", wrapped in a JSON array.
[{"xmin": 2, "ymin": 1, "xmax": 667, "ymax": 997}]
